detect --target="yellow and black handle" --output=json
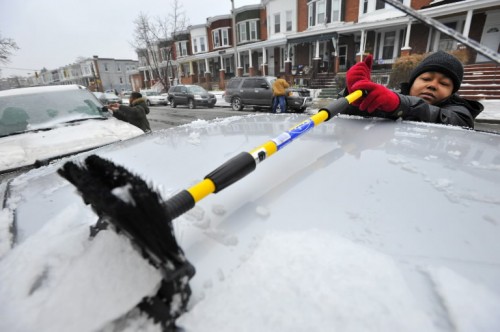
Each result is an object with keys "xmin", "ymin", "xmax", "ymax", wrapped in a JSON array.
[{"xmin": 164, "ymin": 90, "xmax": 364, "ymax": 219}]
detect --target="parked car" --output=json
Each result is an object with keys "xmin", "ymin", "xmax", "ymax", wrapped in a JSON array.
[
  {"xmin": 168, "ymin": 84, "xmax": 216, "ymax": 109},
  {"xmin": 121, "ymin": 91, "xmax": 133, "ymax": 105},
  {"xmin": 1, "ymin": 110, "xmax": 499, "ymax": 331},
  {"xmin": 93, "ymin": 91, "xmax": 122, "ymax": 105},
  {"xmin": 0, "ymin": 85, "xmax": 144, "ymax": 179},
  {"xmin": 224, "ymin": 76, "xmax": 313, "ymax": 112},
  {"xmin": 141, "ymin": 90, "xmax": 168, "ymax": 106}
]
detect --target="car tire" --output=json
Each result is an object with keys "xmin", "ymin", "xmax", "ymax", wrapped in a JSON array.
[
  {"xmin": 208, "ymin": 103, "xmax": 215, "ymax": 108},
  {"xmin": 231, "ymin": 97, "xmax": 243, "ymax": 111},
  {"xmin": 188, "ymin": 99, "xmax": 196, "ymax": 109},
  {"xmin": 147, "ymin": 100, "xmax": 151, "ymax": 106},
  {"xmin": 171, "ymin": 99, "xmax": 177, "ymax": 108}
]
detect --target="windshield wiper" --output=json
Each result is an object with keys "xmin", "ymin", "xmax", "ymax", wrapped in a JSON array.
[
  {"xmin": 0, "ymin": 127, "xmax": 53, "ymax": 138},
  {"xmin": 0, "ymin": 117, "xmax": 108, "ymax": 138}
]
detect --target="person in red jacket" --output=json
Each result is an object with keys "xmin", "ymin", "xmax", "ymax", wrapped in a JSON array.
[{"xmin": 343, "ymin": 51, "xmax": 483, "ymax": 128}]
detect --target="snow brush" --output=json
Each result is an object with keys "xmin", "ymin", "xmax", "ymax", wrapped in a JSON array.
[{"xmin": 57, "ymin": 89, "xmax": 363, "ymax": 329}]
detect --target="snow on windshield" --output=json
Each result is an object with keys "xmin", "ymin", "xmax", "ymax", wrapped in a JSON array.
[{"xmin": 0, "ymin": 89, "xmax": 105, "ymax": 136}]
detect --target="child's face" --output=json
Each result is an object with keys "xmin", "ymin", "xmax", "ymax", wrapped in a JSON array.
[{"xmin": 409, "ymin": 72, "xmax": 454, "ymax": 105}]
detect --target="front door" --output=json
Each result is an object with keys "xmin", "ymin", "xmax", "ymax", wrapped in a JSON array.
[{"xmin": 477, "ymin": 11, "xmax": 500, "ymax": 62}]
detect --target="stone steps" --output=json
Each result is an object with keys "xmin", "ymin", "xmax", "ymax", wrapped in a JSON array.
[{"xmin": 458, "ymin": 62, "xmax": 500, "ymax": 101}]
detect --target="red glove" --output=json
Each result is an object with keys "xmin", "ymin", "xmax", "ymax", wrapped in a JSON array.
[
  {"xmin": 351, "ymin": 81, "xmax": 400, "ymax": 113},
  {"xmin": 346, "ymin": 55, "xmax": 373, "ymax": 93}
]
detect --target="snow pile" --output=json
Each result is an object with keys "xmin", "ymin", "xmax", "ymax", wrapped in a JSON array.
[
  {"xmin": 0, "ymin": 203, "xmax": 162, "ymax": 332},
  {"xmin": 178, "ymin": 229, "xmax": 436, "ymax": 332}
]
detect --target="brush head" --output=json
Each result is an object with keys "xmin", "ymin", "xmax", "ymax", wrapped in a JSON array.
[{"xmin": 58, "ymin": 154, "xmax": 194, "ymax": 328}]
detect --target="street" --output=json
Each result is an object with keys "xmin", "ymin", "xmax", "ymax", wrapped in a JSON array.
[{"xmin": 146, "ymin": 104, "xmax": 256, "ymax": 131}]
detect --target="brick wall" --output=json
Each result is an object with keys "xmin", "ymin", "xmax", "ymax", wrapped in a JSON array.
[
  {"xmin": 344, "ymin": 0, "xmax": 360, "ymax": 22},
  {"xmin": 297, "ymin": 0, "xmax": 308, "ymax": 32}
]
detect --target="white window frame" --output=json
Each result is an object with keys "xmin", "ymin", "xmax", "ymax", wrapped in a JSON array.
[
  {"xmin": 332, "ymin": 0, "xmax": 341, "ymax": 22},
  {"xmin": 250, "ymin": 20, "xmax": 258, "ymax": 40},
  {"xmin": 176, "ymin": 41, "xmax": 188, "ymax": 57},
  {"xmin": 308, "ymin": 0, "xmax": 326, "ymax": 27},
  {"xmin": 238, "ymin": 22, "xmax": 247, "ymax": 42},
  {"xmin": 212, "ymin": 30, "xmax": 221, "ymax": 48},
  {"xmin": 200, "ymin": 37, "xmax": 206, "ymax": 52},
  {"xmin": 193, "ymin": 37, "xmax": 198, "ymax": 53},
  {"xmin": 274, "ymin": 13, "xmax": 281, "ymax": 33},
  {"xmin": 286, "ymin": 10, "xmax": 292, "ymax": 32},
  {"xmin": 222, "ymin": 29, "xmax": 229, "ymax": 46}
]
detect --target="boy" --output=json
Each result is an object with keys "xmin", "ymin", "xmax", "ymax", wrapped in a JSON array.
[{"xmin": 344, "ymin": 51, "xmax": 483, "ymax": 128}]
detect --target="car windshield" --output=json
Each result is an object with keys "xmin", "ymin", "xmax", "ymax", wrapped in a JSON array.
[
  {"xmin": 187, "ymin": 86, "xmax": 206, "ymax": 93},
  {"xmin": 0, "ymin": 88, "xmax": 106, "ymax": 137},
  {"xmin": 144, "ymin": 91, "xmax": 159, "ymax": 96}
]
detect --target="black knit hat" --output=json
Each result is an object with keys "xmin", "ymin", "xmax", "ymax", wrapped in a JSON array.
[{"xmin": 408, "ymin": 51, "xmax": 464, "ymax": 93}]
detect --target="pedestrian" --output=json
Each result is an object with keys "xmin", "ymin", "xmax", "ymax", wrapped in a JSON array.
[
  {"xmin": 272, "ymin": 74, "xmax": 290, "ymax": 113},
  {"xmin": 108, "ymin": 92, "xmax": 151, "ymax": 132},
  {"xmin": 343, "ymin": 51, "xmax": 483, "ymax": 128}
]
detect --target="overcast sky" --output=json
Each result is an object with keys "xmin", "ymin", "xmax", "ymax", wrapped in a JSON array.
[{"xmin": 0, "ymin": 0, "xmax": 259, "ymax": 78}]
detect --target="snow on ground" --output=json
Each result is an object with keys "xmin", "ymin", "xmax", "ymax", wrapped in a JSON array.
[{"xmin": 476, "ymin": 100, "xmax": 500, "ymax": 121}]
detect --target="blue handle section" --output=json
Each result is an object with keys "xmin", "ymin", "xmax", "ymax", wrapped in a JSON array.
[{"xmin": 271, "ymin": 118, "xmax": 315, "ymax": 150}]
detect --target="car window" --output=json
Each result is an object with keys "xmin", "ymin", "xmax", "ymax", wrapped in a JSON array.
[
  {"xmin": 187, "ymin": 86, "xmax": 206, "ymax": 93},
  {"xmin": 227, "ymin": 79, "xmax": 241, "ymax": 89},
  {"xmin": 255, "ymin": 79, "xmax": 269, "ymax": 88},
  {"xmin": 0, "ymin": 89, "xmax": 105, "ymax": 136},
  {"xmin": 241, "ymin": 79, "xmax": 255, "ymax": 89}
]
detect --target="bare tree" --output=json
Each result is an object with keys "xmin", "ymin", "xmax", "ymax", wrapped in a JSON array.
[
  {"xmin": 131, "ymin": 0, "xmax": 188, "ymax": 92},
  {"xmin": 0, "ymin": 33, "xmax": 19, "ymax": 64}
]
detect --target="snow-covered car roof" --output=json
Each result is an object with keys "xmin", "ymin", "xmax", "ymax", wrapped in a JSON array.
[
  {"xmin": 0, "ymin": 84, "xmax": 87, "ymax": 97},
  {"xmin": 1, "ymin": 114, "xmax": 499, "ymax": 331}
]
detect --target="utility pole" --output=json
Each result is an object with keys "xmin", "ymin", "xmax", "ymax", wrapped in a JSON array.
[{"xmin": 231, "ymin": 0, "xmax": 239, "ymax": 77}]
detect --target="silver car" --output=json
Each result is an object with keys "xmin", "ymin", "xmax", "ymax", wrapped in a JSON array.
[{"xmin": 1, "ymin": 112, "xmax": 499, "ymax": 331}]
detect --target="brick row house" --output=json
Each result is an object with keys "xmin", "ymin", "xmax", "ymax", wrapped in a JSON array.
[{"xmin": 132, "ymin": 0, "xmax": 500, "ymax": 93}]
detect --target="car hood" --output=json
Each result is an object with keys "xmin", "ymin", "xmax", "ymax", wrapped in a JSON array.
[
  {"xmin": 0, "ymin": 118, "xmax": 143, "ymax": 174},
  {"xmin": 1, "ymin": 114, "xmax": 499, "ymax": 331}
]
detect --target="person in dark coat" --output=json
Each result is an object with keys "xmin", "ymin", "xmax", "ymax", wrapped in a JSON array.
[
  {"xmin": 108, "ymin": 92, "xmax": 151, "ymax": 132},
  {"xmin": 343, "ymin": 51, "xmax": 483, "ymax": 129}
]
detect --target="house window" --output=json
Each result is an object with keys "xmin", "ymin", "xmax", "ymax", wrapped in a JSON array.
[
  {"xmin": 117, "ymin": 65, "xmax": 121, "ymax": 72},
  {"xmin": 193, "ymin": 37, "xmax": 198, "ymax": 53},
  {"xmin": 308, "ymin": 0, "xmax": 326, "ymax": 27},
  {"xmin": 274, "ymin": 13, "xmax": 280, "ymax": 33},
  {"xmin": 222, "ymin": 29, "xmax": 229, "ymax": 46},
  {"xmin": 363, "ymin": 0, "xmax": 368, "ymax": 14},
  {"xmin": 438, "ymin": 22, "xmax": 458, "ymax": 51},
  {"xmin": 104, "ymin": 63, "xmax": 109, "ymax": 71},
  {"xmin": 176, "ymin": 41, "xmax": 188, "ymax": 57},
  {"xmin": 238, "ymin": 22, "xmax": 247, "ymax": 42},
  {"xmin": 317, "ymin": 0, "xmax": 325, "ymax": 24},
  {"xmin": 382, "ymin": 31, "xmax": 396, "ymax": 59},
  {"xmin": 212, "ymin": 30, "xmax": 221, "ymax": 48},
  {"xmin": 376, "ymin": 0, "xmax": 385, "ymax": 10},
  {"xmin": 332, "ymin": 0, "xmax": 341, "ymax": 22},
  {"xmin": 200, "ymin": 37, "xmax": 206, "ymax": 52},
  {"xmin": 250, "ymin": 21, "xmax": 258, "ymax": 40},
  {"xmin": 286, "ymin": 11, "xmax": 292, "ymax": 31}
]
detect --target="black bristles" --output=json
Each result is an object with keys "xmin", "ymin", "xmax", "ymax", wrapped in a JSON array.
[{"xmin": 58, "ymin": 155, "xmax": 195, "ymax": 329}]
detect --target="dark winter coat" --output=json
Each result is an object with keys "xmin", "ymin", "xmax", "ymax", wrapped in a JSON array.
[
  {"xmin": 341, "ymin": 84, "xmax": 483, "ymax": 129},
  {"xmin": 112, "ymin": 97, "xmax": 151, "ymax": 132}
]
